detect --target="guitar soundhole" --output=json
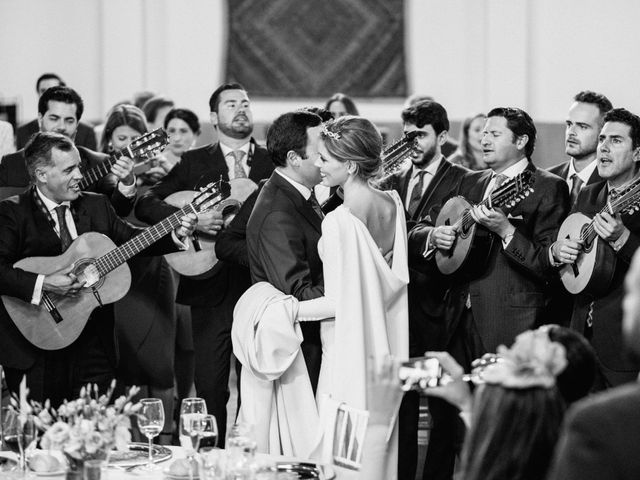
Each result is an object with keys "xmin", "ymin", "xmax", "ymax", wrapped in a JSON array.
[{"xmin": 73, "ymin": 258, "xmax": 104, "ymax": 290}]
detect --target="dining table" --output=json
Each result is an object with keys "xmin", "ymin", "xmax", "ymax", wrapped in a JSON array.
[{"xmin": 0, "ymin": 445, "xmax": 356, "ymax": 480}]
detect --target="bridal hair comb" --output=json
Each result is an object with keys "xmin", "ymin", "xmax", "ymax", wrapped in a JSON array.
[{"xmin": 321, "ymin": 122, "xmax": 341, "ymax": 140}]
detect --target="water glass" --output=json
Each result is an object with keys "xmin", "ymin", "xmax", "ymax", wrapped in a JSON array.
[{"xmin": 198, "ymin": 414, "xmax": 218, "ymax": 453}]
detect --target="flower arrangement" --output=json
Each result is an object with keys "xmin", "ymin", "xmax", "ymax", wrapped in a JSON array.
[
  {"xmin": 482, "ymin": 327, "xmax": 568, "ymax": 389},
  {"xmin": 25, "ymin": 382, "xmax": 141, "ymax": 461}
]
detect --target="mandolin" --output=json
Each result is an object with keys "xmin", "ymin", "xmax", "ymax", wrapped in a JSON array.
[
  {"xmin": 435, "ymin": 170, "xmax": 535, "ymax": 276},
  {"xmin": 1, "ymin": 180, "xmax": 230, "ymax": 350},
  {"xmin": 79, "ymin": 128, "xmax": 169, "ymax": 189},
  {"xmin": 558, "ymin": 178, "xmax": 640, "ymax": 295}
]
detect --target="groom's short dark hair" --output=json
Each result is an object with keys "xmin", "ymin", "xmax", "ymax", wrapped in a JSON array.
[{"xmin": 267, "ymin": 110, "xmax": 322, "ymax": 167}]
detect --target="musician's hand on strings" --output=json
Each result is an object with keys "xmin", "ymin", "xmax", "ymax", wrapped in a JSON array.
[
  {"xmin": 470, "ymin": 204, "xmax": 513, "ymax": 238},
  {"xmin": 196, "ymin": 209, "xmax": 224, "ymax": 235},
  {"xmin": 431, "ymin": 225, "xmax": 457, "ymax": 250},
  {"xmin": 551, "ymin": 239, "xmax": 583, "ymax": 264},
  {"xmin": 593, "ymin": 212, "xmax": 628, "ymax": 243},
  {"xmin": 111, "ymin": 156, "xmax": 135, "ymax": 186},
  {"xmin": 43, "ymin": 265, "xmax": 86, "ymax": 297},
  {"xmin": 175, "ymin": 213, "xmax": 198, "ymax": 239}
]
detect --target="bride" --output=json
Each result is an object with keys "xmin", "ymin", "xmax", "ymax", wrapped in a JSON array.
[{"xmin": 298, "ymin": 116, "xmax": 409, "ymax": 479}]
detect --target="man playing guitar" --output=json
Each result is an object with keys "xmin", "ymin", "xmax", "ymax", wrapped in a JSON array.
[{"xmin": 551, "ymin": 108, "xmax": 640, "ymax": 388}]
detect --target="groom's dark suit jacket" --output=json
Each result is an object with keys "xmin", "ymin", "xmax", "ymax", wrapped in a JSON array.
[{"xmin": 246, "ymin": 171, "xmax": 324, "ymax": 388}]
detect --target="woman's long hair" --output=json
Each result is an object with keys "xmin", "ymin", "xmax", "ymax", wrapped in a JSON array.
[{"xmin": 460, "ymin": 384, "xmax": 565, "ymax": 480}]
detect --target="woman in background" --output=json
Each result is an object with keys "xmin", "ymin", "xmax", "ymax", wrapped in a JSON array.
[
  {"xmin": 449, "ymin": 113, "xmax": 487, "ymax": 170},
  {"xmin": 158, "ymin": 107, "xmax": 200, "ymax": 174},
  {"xmin": 101, "ymin": 103, "xmax": 179, "ymax": 444},
  {"xmin": 325, "ymin": 92, "xmax": 359, "ymax": 119}
]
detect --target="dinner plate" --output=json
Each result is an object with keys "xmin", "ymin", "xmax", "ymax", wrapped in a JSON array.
[
  {"xmin": 26, "ymin": 451, "xmax": 65, "ymax": 476},
  {"xmin": 109, "ymin": 442, "xmax": 172, "ymax": 467},
  {"xmin": 0, "ymin": 454, "xmax": 18, "ymax": 472}
]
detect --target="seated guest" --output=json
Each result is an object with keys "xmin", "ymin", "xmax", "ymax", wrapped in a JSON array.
[
  {"xmin": 324, "ymin": 92, "xmax": 359, "ymax": 119},
  {"xmin": 448, "ymin": 113, "xmax": 487, "ymax": 170},
  {"xmin": 0, "ymin": 132, "xmax": 196, "ymax": 407},
  {"xmin": 99, "ymin": 104, "xmax": 148, "ymax": 154},
  {"xmin": 0, "ymin": 86, "xmax": 136, "ymax": 216},
  {"xmin": 16, "ymin": 73, "xmax": 97, "ymax": 150},
  {"xmin": 142, "ymin": 95, "xmax": 175, "ymax": 131},
  {"xmin": 548, "ymin": 250, "xmax": 640, "ymax": 480},
  {"xmin": 159, "ymin": 107, "xmax": 201, "ymax": 173}
]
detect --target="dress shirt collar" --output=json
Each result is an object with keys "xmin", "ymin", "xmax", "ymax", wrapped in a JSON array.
[
  {"xmin": 219, "ymin": 141, "xmax": 251, "ymax": 159},
  {"xmin": 275, "ymin": 168, "xmax": 313, "ymax": 200},
  {"xmin": 412, "ymin": 155, "xmax": 443, "ymax": 179},
  {"xmin": 568, "ymin": 158, "xmax": 597, "ymax": 184},
  {"xmin": 36, "ymin": 186, "xmax": 71, "ymax": 212},
  {"xmin": 495, "ymin": 157, "xmax": 529, "ymax": 179}
]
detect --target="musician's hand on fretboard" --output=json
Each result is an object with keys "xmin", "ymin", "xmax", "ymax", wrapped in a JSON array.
[{"xmin": 593, "ymin": 212, "xmax": 628, "ymax": 243}]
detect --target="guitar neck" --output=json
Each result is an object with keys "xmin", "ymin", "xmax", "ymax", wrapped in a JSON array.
[
  {"xmin": 456, "ymin": 185, "xmax": 517, "ymax": 232},
  {"xmin": 79, "ymin": 147, "xmax": 130, "ymax": 190},
  {"xmin": 381, "ymin": 136, "xmax": 416, "ymax": 178},
  {"xmin": 94, "ymin": 202, "xmax": 196, "ymax": 275}
]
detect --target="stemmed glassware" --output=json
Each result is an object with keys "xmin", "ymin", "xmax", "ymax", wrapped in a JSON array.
[
  {"xmin": 136, "ymin": 398, "xmax": 165, "ymax": 471},
  {"xmin": 180, "ymin": 397, "xmax": 207, "ymax": 478},
  {"xmin": 198, "ymin": 414, "xmax": 218, "ymax": 453},
  {"xmin": 2, "ymin": 408, "xmax": 36, "ymax": 477}
]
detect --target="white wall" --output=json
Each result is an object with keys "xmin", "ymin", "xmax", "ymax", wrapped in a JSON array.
[{"xmin": 1, "ymin": 0, "xmax": 640, "ymax": 125}]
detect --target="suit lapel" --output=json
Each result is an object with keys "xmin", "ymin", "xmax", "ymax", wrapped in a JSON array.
[
  {"xmin": 29, "ymin": 190, "xmax": 64, "ymax": 251},
  {"xmin": 71, "ymin": 195, "xmax": 91, "ymax": 235},
  {"xmin": 271, "ymin": 172, "xmax": 322, "ymax": 233},
  {"xmin": 587, "ymin": 167, "xmax": 602, "ymax": 185}
]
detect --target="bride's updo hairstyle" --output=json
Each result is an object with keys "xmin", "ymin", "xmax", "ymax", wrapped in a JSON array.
[{"xmin": 320, "ymin": 116, "xmax": 382, "ymax": 181}]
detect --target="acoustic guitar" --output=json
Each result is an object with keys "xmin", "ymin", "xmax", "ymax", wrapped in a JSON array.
[
  {"xmin": 1, "ymin": 180, "xmax": 230, "ymax": 350},
  {"xmin": 163, "ymin": 178, "xmax": 258, "ymax": 278},
  {"xmin": 558, "ymin": 178, "xmax": 640, "ymax": 295},
  {"xmin": 79, "ymin": 128, "xmax": 169, "ymax": 189},
  {"xmin": 435, "ymin": 170, "xmax": 535, "ymax": 276}
]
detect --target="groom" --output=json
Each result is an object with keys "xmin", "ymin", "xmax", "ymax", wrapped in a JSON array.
[{"xmin": 246, "ymin": 110, "xmax": 324, "ymax": 391}]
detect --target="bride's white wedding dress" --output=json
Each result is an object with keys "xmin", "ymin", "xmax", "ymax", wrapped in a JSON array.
[{"xmin": 299, "ymin": 189, "xmax": 409, "ymax": 479}]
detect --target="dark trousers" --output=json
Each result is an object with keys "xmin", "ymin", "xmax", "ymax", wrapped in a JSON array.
[
  {"xmin": 398, "ymin": 390, "xmax": 419, "ymax": 480},
  {"xmin": 4, "ymin": 317, "xmax": 115, "ymax": 408},
  {"xmin": 191, "ymin": 303, "xmax": 236, "ymax": 447},
  {"xmin": 422, "ymin": 307, "xmax": 485, "ymax": 480}
]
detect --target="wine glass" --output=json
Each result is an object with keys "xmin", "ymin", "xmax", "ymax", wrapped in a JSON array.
[
  {"xmin": 136, "ymin": 398, "xmax": 164, "ymax": 471},
  {"xmin": 179, "ymin": 398, "xmax": 207, "ymax": 453},
  {"xmin": 197, "ymin": 415, "xmax": 218, "ymax": 453},
  {"xmin": 2, "ymin": 409, "xmax": 36, "ymax": 476}
]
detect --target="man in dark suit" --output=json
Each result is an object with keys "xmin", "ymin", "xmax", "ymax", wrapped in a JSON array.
[
  {"xmin": 417, "ymin": 107, "xmax": 569, "ymax": 364},
  {"xmin": 548, "ymin": 91, "xmax": 612, "ymax": 206},
  {"xmin": 0, "ymin": 132, "xmax": 195, "ymax": 407},
  {"xmin": 246, "ymin": 110, "xmax": 324, "ymax": 391},
  {"xmin": 551, "ymin": 108, "xmax": 640, "ymax": 388},
  {"xmin": 16, "ymin": 73, "xmax": 97, "ymax": 150},
  {"xmin": 547, "ymin": 248, "xmax": 640, "ymax": 480},
  {"xmin": 546, "ymin": 91, "xmax": 613, "ymax": 328},
  {"xmin": 135, "ymin": 83, "xmax": 273, "ymax": 444},
  {"xmin": 387, "ymin": 100, "xmax": 470, "ymax": 480},
  {"xmin": 0, "ymin": 86, "xmax": 135, "ymax": 216}
]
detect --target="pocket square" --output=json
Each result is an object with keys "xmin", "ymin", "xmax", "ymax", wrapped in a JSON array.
[{"xmin": 508, "ymin": 214, "xmax": 524, "ymax": 220}]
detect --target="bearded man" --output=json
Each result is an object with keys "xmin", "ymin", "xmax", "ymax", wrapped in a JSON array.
[{"xmin": 135, "ymin": 83, "xmax": 274, "ymax": 444}]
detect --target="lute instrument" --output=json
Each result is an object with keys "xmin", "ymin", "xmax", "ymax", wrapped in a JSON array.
[
  {"xmin": 558, "ymin": 177, "xmax": 640, "ymax": 295},
  {"xmin": 435, "ymin": 170, "xmax": 535, "ymax": 275},
  {"xmin": 1, "ymin": 180, "xmax": 230, "ymax": 350}
]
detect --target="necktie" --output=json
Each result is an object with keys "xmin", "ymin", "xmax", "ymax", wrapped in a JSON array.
[
  {"xmin": 570, "ymin": 174, "xmax": 583, "ymax": 205},
  {"xmin": 408, "ymin": 170, "xmax": 426, "ymax": 217},
  {"xmin": 54, "ymin": 205, "xmax": 73, "ymax": 251},
  {"xmin": 230, "ymin": 150, "xmax": 247, "ymax": 179},
  {"xmin": 309, "ymin": 190, "xmax": 325, "ymax": 219}
]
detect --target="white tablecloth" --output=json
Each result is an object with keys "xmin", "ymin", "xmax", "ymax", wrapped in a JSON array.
[{"xmin": 1, "ymin": 447, "xmax": 357, "ymax": 479}]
